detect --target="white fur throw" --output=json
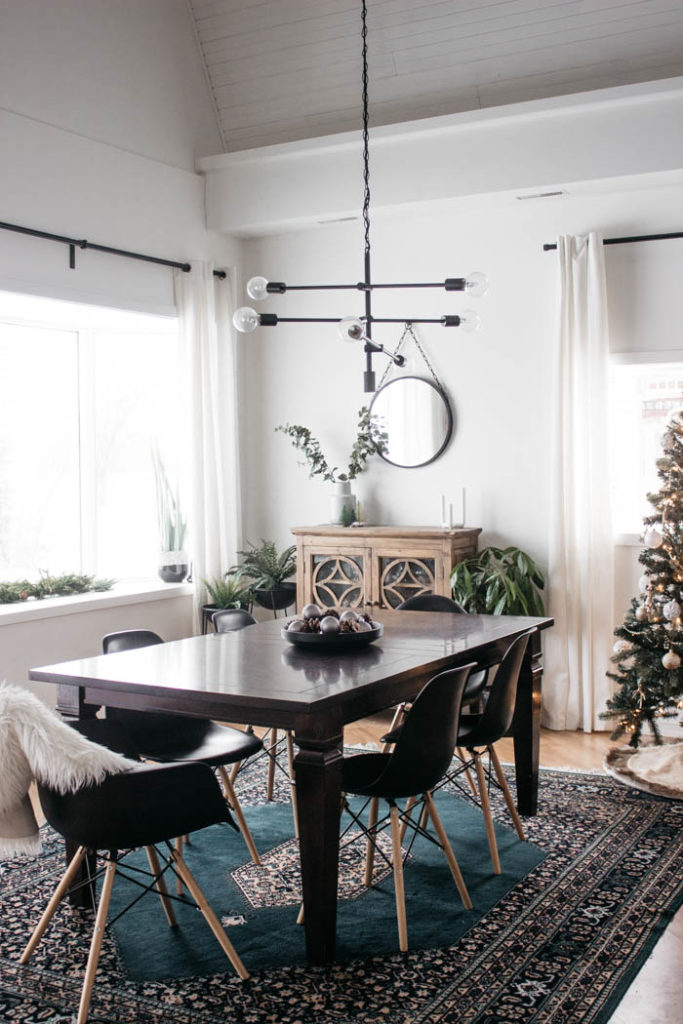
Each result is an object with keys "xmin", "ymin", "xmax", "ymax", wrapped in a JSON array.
[{"xmin": 0, "ymin": 682, "xmax": 134, "ymax": 859}]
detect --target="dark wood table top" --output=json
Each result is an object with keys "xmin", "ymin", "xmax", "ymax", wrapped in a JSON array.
[{"xmin": 30, "ymin": 610, "xmax": 553, "ymax": 730}]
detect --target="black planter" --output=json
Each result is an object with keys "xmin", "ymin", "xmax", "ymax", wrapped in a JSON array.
[
  {"xmin": 254, "ymin": 582, "xmax": 296, "ymax": 613},
  {"xmin": 158, "ymin": 562, "xmax": 189, "ymax": 583}
]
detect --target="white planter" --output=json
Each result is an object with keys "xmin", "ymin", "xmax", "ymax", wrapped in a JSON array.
[{"xmin": 329, "ymin": 481, "xmax": 356, "ymax": 525}]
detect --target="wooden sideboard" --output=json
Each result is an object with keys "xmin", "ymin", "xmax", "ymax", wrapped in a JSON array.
[{"xmin": 291, "ymin": 525, "xmax": 481, "ymax": 611}]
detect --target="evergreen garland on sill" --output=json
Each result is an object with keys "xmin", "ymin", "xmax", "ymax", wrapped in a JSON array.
[{"xmin": 0, "ymin": 571, "xmax": 115, "ymax": 605}]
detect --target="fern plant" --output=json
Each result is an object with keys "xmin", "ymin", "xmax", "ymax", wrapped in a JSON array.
[
  {"xmin": 235, "ymin": 540, "xmax": 296, "ymax": 590},
  {"xmin": 451, "ymin": 546, "xmax": 545, "ymax": 616}
]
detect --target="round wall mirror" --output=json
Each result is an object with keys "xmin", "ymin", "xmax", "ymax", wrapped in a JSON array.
[{"xmin": 369, "ymin": 376, "xmax": 453, "ymax": 468}]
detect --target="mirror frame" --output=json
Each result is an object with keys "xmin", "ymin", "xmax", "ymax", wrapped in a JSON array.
[{"xmin": 369, "ymin": 375, "xmax": 454, "ymax": 469}]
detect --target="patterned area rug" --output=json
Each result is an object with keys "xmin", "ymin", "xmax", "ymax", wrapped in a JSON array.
[{"xmin": 1, "ymin": 760, "xmax": 681, "ymax": 1024}]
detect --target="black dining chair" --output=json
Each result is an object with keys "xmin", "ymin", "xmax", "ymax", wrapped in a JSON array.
[
  {"xmin": 101, "ymin": 629, "xmax": 263, "ymax": 865},
  {"xmin": 211, "ymin": 608, "xmax": 258, "ymax": 631},
  {"xmin": 395, "ymin": 593, "xmax": 489, "ymax": 704},
  {"xmin": 443, "ymin": 630, "xmax": 533, "ymax": 875},
  {"xmin": 340, "ymin": 661, "xmax": 477, "ymax": 952},
  {"xmin": 396, "ymin": 593, "xmax": 467, "ymax": 613},
  {"xmin": 386, "ymin": 595, "xmax": 489, "ymax": 793},
  {"xmin": 20, "ymin": 724, "xmax": 248, "ymax": 1024},
  {"xmin": 212, "ymin": 610, "xmax": 299, "ymax": 830}
]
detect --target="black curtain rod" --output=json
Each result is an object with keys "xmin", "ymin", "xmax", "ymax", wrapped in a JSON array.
[
  {"xmin": 0, "ymin": 220, "xmax": 226, "ymax": 278},
  {"xmin": 543, "ymin": 230, "xmax": 683, "ymax": 251}
]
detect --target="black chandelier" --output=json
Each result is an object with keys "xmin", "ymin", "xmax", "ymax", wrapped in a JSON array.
[{"xmin": 232, "ymin": 0, "xmax": 488, "ymax": 392}]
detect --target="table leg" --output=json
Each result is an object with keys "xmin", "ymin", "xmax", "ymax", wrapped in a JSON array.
[
  {"xmin": 512, "ymin": 632, "xmax": 543, "ymax": 816},
  {"xmin": 293, "ymin": 730, "xmax": 344, "ymax": 965}
]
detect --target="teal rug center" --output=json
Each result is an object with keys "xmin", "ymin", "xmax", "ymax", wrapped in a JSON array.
[{"xmin": 109, "ymin": 788, "xmax": 546, "ymax": 979}]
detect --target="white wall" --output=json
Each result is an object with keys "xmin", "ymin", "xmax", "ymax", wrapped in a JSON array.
[
  {"xmin": 0, "ymin": 591, "xmax": 194, "ymax": 707},
  {"xmin": 0, "ymin": 0, "xmax": 241, "ymax": 697},
  {"xmin": 238, "ymin": 181, "xmax": 683, "ymax": 574},
  {"xmin": 0, "ymin": 0, "xmax": 221, "ymax": 172},
  {"xmin": 0, "ymin": 0, "xmax": 237, "ymax": 313}
]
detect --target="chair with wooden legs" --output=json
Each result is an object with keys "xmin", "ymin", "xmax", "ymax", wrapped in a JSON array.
[
  {"xmin": 340, "ymin": 661, "xmax": 477, "ymax": 952},
  {"xmin": 212, "ymin": 610, "xmax": 299, "ymax": 833},
  {"xmin": 21, "ymin": 739, "xmax": 248, "ymax": 1024},
  {"xmin": 101, "ymin": 630, "xmax": 263, "ymax": 866},
  {"xmin": 443, "ymin": 630, "xmax": 533, "ymax": 874}
]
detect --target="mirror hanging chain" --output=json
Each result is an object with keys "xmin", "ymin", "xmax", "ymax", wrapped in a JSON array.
[{"xmin": 378, "ymin": 323, "xmax": 445, "ymax": 393}]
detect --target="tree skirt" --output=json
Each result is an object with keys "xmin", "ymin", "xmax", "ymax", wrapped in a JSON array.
[{"xmin": 604, "ymin": 739, "xmax": 683, "ymax": 800}]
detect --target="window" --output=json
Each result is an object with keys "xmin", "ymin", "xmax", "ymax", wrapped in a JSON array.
[
  {"xmin": 609, "ymin": 359, "xmax": 683, "ymax": 537},
  {"xmin": 0, "ymin": 291, "xmax": 182, "ymax": 582}
]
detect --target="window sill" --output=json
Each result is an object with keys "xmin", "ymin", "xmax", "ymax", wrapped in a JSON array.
[
  {"xmin": 614, "ymin": 534, "xmax": 646, "ymax": 547},
  {"xmin": 0, "ymin": 580, "xmax": 194, "ymax": 627}
]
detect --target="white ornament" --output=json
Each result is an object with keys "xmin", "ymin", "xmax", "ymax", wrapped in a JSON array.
[
  {"xmin": 643, "ymin": 527, "xmax": 664, "ymax": 549},
  {"xmin": 638, "ymin": 574, "xmax": 651, "ymax": 594},
  {"xmin": 613, "ymin": 639, "xmax": 632, "ymax": 655},
  {"xmin": 635, "ymin": 605, "xmax": 649, "ymax": 622},
  {"xmin": 662, "ymin": 650, "xmax": 681, "ymax": 670},
  {"xmin": 663, "ymin": 600, "xmax": 681, "ymax": 621}
]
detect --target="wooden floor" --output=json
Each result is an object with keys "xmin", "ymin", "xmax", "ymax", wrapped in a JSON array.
[{"xmin": 343, "ymin": 715, "xmax": 682, "ymax": 1024}]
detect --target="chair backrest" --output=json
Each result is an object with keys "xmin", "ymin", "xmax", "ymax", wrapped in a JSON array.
[
  {"xmin": 371, "ymin": 661, "xmax": 476, "ymax": 798},
  {"xmin": 212, "ymin": 609, "xmax": 257, "ymax": 633},
  {"xmin": 465, "ymin": 631, "xmax": 532, "ymax": 747},
  {"xmin": 101, "ymin": 629, "xmax": 179, "ymax": 736},
  {"xmin": 102, "ymin": 629, "xmax": 164, "ymax": 654},
  {"xmin": 396, "ymin": 593, "xmax": 467, "ymax": 614},
  {"xmin": 38, "ymin": 753, "xmax": 231, "ymax": 850}
]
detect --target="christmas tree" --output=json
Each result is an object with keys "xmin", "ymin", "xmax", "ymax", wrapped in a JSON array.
[{"xmin": 604, "ymin": 411, "xmax": 683, "ymax": 746}]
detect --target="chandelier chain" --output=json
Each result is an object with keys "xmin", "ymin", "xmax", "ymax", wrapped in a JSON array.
[{"xmin": 361, "ymin": 0, "xmax": 371, "ymax": 261}]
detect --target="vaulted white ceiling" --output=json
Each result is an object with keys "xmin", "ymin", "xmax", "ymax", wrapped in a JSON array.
[{"xmin": 187, "ymin": 0, "xmax": 683, "ymax": 153}]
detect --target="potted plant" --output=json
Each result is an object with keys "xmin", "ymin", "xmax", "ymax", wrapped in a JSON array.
[
  {"xmin": 235, "ymin": 540, "xmax": 297, "ymax": 613},
  {"xmin": 450, "ymin": 545, "xmax": 545, "ymax": 616},
  {"xmin": 152, "ymin": 447, "xmax": 189, "ymax": 583},
  {"xmin": 200, "ymin": 569, "xmax": 254, "ymax": 632},
  {"xmin": 276, "ymin": 407, "xmax": 388, "ymax": 525}
]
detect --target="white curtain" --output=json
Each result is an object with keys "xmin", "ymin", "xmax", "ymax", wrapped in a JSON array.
[
  {"xmin": 544, "ymin": 233, "xmax": 614, "ymax": 731},
  {"xmin": 174, "ymin": 262, "xmax": 242, "ymax": 625}
]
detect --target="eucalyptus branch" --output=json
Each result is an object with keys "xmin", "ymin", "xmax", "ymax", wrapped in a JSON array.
[{"xmin": 276, "ymin": 407, "xmax": 387, "ymax": 484}]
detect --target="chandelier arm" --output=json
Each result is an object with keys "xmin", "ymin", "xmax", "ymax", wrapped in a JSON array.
[
  {"xmin": 265, "ymin": 280, "xmax": 467, "ymax": 291},
  {"xmin": 262, "ymin": 316, "xmax": 461, "ymax": 326}
]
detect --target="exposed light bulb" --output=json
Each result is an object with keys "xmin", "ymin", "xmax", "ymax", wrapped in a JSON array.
[
  {"xmin": 459, "ymin": 309, "xmax": 481, "ymax": 333},
  {"xmin": 337, "ymin": 317, "xmax": 365, "ymax": 342},
  {"xmin": 465, "ymin": 272, "xmax": 489, "ymax": 298},
  {"xmin": 246, "ymin": 276, "xmax": 269, "ymax": 301},
  {"xmin": 232, "ymin": 306, "xmax": 260, "ymax": 333}
]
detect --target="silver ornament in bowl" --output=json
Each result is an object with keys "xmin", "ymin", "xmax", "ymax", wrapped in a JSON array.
[{"xmin": 302, "ymin": 603, "xmax": 323, "ymax": 620}]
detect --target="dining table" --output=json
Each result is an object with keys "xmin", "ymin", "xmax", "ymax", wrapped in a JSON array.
[{"xmin": 30, "ymin": 608, "xmax": 553, "ymax": 966}]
